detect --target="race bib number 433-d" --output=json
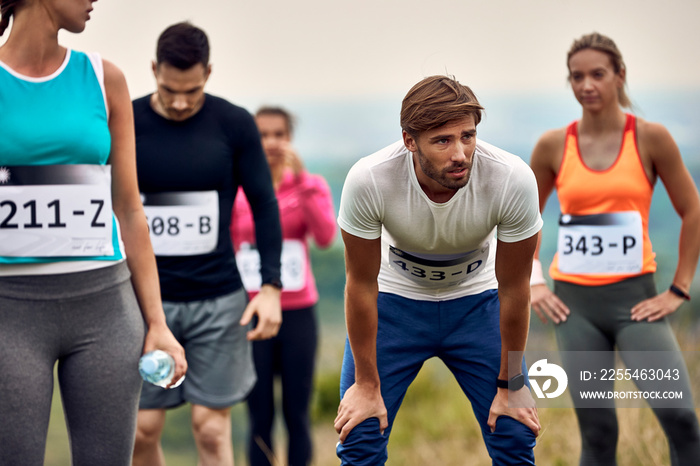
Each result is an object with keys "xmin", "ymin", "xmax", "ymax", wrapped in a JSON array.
[
  {"xmin": 557, "ymin": 211, "xmax": 643, "ymax": 274},
  {"xmin": 0, "ymin": 165, "xmax": 114, "ymax": 257},
  {"xmin": 142, "ymin": 191, "xmax": 219, "ymax": 256},
  {"xmin": 388, "ymin": 244, "xmax": 489, "ymax": 288}
]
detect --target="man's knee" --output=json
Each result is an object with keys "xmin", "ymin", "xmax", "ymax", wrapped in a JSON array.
[
  {"xmin": 192, "ymin": 405, "xmax": 232, "ymax": 453},
  {"xmin": 336, "ymin": 418, "xmax": 389, "ymax": 466},
  {"xmin": 485, "ymin": 416, "xmax": 536, "ymax": 466}
]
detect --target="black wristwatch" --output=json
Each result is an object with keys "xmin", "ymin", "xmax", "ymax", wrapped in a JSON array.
[{"xmin": 497, "ymin": 373, "xmax": 525, "ymax": 391}]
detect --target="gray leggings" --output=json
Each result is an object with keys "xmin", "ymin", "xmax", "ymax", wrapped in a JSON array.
[
  {"xmin": 555, "ymin": 274, "xmax": 700, "ymax": 466},
  {"xmin": 0, "ymin": 262, "xmax": 145, "ymax": 466}
]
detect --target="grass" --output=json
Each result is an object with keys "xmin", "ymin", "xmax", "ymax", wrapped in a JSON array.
[{"xmin": 43, "ymin": 319, "xmax": 699, "ymax": 465}]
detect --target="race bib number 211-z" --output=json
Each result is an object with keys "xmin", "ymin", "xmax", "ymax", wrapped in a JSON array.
[{"xmin": 0, "ymin": 165, "xmax": 114, "ymax": 257}]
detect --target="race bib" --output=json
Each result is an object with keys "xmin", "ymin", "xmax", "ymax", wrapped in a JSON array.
[
  {"xmin": 0, "ymin": 165, "xmax": 114, "ymax": 257},
  {"xmin": 388, "ymin": 243, "xmax": 489, "ymax": 288},
  {"xmin": 236, "ymin": 239, "xmax": 306, "ymax": 292},
  {"xmin": 142, "ymin": 191, "xmax": 219, "ymax": 256},
  {"xmin": 557, "ymin": 211, "xmax": 643, "ymax": 274}
]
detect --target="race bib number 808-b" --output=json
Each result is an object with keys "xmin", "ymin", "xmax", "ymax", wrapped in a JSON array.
[{"xmin": 142, "ymin": 191, "xmax": 219, "ymax": 256}]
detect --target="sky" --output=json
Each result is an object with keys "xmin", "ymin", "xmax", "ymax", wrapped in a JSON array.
[
  {"xmin": 49, "ymin": 0, "xmax": 700, "ymax": 104},
  {"xmin": 3, "ymin": 0, "xmax": 699, "ymax": 164}
]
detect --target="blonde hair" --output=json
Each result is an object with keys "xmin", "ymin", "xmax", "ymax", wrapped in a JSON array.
[{"xmin": 567, "ymin": 32, "xmax": 631, "ymax": 109}]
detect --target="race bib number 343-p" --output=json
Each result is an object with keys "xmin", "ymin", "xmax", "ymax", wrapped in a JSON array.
[
  {"xmin": 557, "ymin": 211, "xmax": 643, "ymax": 274},
  {"xmin": 0, "ymin": 165, "xmax": 114, "ymax": 257},
  {"xmin": 142, "ymin": 191, "xmax": 219, "ymax": 256}
]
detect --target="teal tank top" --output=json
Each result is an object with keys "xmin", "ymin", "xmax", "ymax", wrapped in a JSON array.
[{"xmin": 0, "ymin": 49, "xmax": 123, "ymax": 263}]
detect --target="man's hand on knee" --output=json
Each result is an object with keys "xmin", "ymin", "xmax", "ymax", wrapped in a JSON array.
[
  {"xmin": 334, "ymin": 382, "xmax": 388, "ymax": 443},
  {"xmin": 487, "ymin": 386, "xmax": 541, "ymax": 436}
]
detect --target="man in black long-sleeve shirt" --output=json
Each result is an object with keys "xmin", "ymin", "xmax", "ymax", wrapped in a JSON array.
[{"xmin": 132, "ymin": 22, "xmax": 282, "ymax": 466}]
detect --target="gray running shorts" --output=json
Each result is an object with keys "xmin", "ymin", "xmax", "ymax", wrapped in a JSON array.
[{"xmin": 139, "ymin": 288, "xmax": 256, "ymax": 409}]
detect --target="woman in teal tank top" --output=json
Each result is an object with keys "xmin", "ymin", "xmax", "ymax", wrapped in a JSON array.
[{"xmin": 0, "ymin": 1, "xmax": 186, "ymax": 465}]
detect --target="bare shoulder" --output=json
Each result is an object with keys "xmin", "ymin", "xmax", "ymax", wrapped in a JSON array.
[
  {"xmin": 637, "ymin": 117, "xmax": 672, "ymax": 143},
  {"xmin": 635, "ymin": 116, "xmax": 679, "ymax": 159},
  {"xmin": 531, "ymin": 127, "xmax": 567, "ymax": 165},
  {"xmin": 100, "ymin": 59, "xmax": 130, "ymax": 109},
  {"xmin": 101, "ymin": 59, "xmax": 128, "ymax": 92}
]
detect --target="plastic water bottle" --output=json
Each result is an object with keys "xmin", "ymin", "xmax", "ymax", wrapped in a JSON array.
[{"xmin": 139, "ymin": 350, "xmax": 175, "ymax": 388}]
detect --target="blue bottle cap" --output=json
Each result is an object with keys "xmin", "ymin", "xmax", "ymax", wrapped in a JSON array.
[{"xmin": 140, "ymin": 357, "xmax": 159, "ymax": 375}]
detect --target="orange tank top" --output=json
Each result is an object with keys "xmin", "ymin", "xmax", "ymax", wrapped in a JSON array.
[{"xmin": 549, "ymin": 114, "xmax": 656, "ymax": 286}]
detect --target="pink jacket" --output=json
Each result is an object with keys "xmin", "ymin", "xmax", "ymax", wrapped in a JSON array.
[{"xmin": 231, "ymin": 169, "xmax": 336, "ymax": 310}]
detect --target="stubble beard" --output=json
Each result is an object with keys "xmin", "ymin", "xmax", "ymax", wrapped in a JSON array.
[{"xmin": 416, "ymin": 147, "xmax": 472, "ymax": 191}]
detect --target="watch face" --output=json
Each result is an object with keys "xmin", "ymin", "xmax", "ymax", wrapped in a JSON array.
[{"xmin": 509, "ymin": 374, "xmax": 525, "ymax": 391}]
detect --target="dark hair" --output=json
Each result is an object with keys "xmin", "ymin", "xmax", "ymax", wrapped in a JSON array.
[
  {"xmin": 255, "ymin": 106, "xmax": 296, "ymax": 135},
  {"xmin": 156, "ymin": 22, "xmax": 210, "ymax": 70},
  {"xmin": 567, "ymin": 32, "xmax": 631, "ymax": 109},
  {"xmin": 400, "ymin": 75, "xmax": 484, "ymax": 137},
  {"xmin": 0, "ymin": 0, "xmax": 20, "ymax": 36}
]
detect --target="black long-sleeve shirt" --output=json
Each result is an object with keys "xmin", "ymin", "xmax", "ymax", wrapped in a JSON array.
[{"xmin": 134, "ymin": 94, "xmax": 281, "ymax": 302}]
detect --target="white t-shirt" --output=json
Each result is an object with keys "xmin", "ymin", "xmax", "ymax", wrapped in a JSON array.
[{"xmin": 338, "ymin": 139, "xmax": 542, "ymax": 301}]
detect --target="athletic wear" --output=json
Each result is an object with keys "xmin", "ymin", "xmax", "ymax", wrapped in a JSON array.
[
  {"xmin": 246, "ymin": 306, "xmax": 318, "ymax": 466},
  {"xmin": 550, "ymin": 114, "xmax": 656, "ymax": 286},
  {"xmin": 554, "ymin": 275, "xmax": 700, "ymax": 465},
  {"xmin": 134, "ymin": 94, "xmax": 282, "ymax": 302},
  {"xmin": 338, "ymin": 139, "xmax": 542, "ymax": 301},
  {"xmin": 0, "ymin": 262, "xmax": 145, "ymax": 466},
  {"xmin": 337, "ymin": 138, "xmax": 542, "ymax": 465},
  {"xmin": 134, "ymin": 93, "xmax": 281, "ymax": 409},
  {"xmin": 337, "ymin": 291, "xmax": 536, "ymax": 465},
  {"xmin": 547, "ymin": 114, "xmax": 700, "ymax": 465},
  {"xmin": 0, "ymin": 50, "xmax": 143, "ymax": 465},
  {"xmin": 139, "ymin": 289, "xmax": 255, "ymax": 409},
  {"xmin": 0, "ymin": 50, "xmax": 124, "ymax": 270},
  {"xmin": 0, "ymin": 50, "xmax": 109, "ymax": 166},
  {"xmin": 232, "ymin": 168, "xmax": 336, "ymax": 466},
  {"xmin": 232, "ymin": 169, "xmax": 336, "ymax": 310}
]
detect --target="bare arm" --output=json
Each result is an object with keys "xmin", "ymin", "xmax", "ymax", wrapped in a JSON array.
[
  {"xmin": 631, "ymin": 121, "xmax": 700, "ymax": 321},
  {"xmin": 104, "ymin": 59, "xmax": 186, "ymax": 383},
  {"xmin": 495, "ymin": 234, "xmax": 538, "ymax": 379},
  {"xmin": 487, "ymin": 234, "xmax": 540, "ymax": 435},
  {"xmin": 333, "ymin": 229, "xmax": 388, "ymax": 443},
  {"xmin": 529, "ymin": 129, "xmax": 571, "ymax": 324}
]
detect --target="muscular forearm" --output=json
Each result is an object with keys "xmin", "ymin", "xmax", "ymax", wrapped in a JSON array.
[
  {"xmin": 345, "ymin": 281, "xmax": 380, "ymax": 386},
  {"xmin": 498, "ymin": 288, "xmax": 531, "ymax": 379}
]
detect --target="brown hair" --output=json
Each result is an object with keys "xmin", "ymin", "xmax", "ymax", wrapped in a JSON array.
[
  {"xmin": 567, "ymin": 32, "xmax": 631, "ymax": 109},
  {"xmin": 400, "ymin": 75, "xmax": 483, "ymax": 137},
  {"xmin": 256, "ymin": 106, "xmax": 296, "ymax": 136},
  {"xmin": 0, "ymin": 0, "xmax": 20, "ymax": 36}
]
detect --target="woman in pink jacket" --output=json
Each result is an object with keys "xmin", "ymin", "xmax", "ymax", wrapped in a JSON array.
[{"xmin": 231, "ymin": 106, "xmax": 337, "ymax": 466}]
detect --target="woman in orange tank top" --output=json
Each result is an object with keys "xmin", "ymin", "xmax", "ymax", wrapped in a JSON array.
[{"xmin": 530, "ymin": 33, "xmax": 700, "ymax": 465}]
